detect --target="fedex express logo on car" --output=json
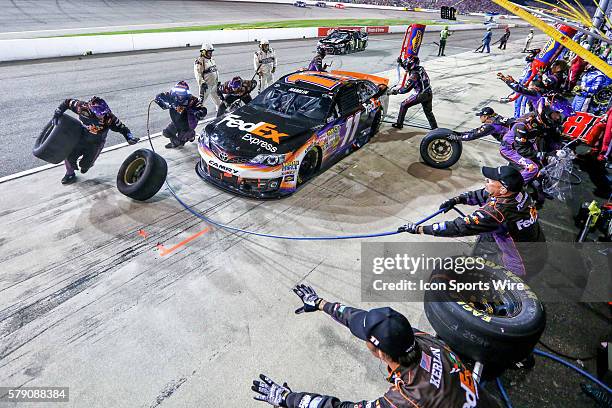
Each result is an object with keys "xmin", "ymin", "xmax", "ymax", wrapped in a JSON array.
[{"xmin": 218, "ymin": 114, "xmax": 288, "ymax": 144}]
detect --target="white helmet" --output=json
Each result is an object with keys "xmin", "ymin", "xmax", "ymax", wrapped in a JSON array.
[
  {"xmin": 259, "ymin": 39, "xmax": 269, "ymax": 46},
  {"xmin": 201, "ymin": 42, "xmax": 214, "ymax": 52}
]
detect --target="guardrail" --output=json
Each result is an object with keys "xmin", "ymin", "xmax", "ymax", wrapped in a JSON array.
[{"xmin": 0, "ymin": 23, "xmax": 525, "ymax": 62}]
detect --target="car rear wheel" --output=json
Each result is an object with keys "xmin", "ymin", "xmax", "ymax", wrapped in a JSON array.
[{"xmin": 297, "ymin": 148, "xmax": 320, "ymax": 185}]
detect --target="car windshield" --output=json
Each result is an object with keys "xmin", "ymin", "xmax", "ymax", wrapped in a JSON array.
[
  {"xmin": 327, "ymin": 31, "xmax": 348, "ymax": 40},
  {"xmin": 251, "ymin": 86, "xmax": 332, "ymax": 123}
]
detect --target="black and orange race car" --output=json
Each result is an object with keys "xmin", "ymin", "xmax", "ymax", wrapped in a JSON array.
[{"xmin": 196, "ymin": 70, "xmax": 389, "ymax": 198}]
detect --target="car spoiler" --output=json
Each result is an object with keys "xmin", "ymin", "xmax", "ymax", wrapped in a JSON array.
[{"xmin": 330, "ymin": 70, "xmax": 389, "ymax": 86}]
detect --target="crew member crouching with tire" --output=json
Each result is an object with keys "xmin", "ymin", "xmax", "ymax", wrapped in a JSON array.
[
  {"xmin": 53, "ymin": 96, "xmax": 138, "ymax": 185},
  {"xmin": 216, "ymin": 76, "xmax": 257, "ymax": 117},
  {"xmin": 251, "ymin": 284, "xmax": 502, "ymax": 408},
  {"xmin": 398, "ymin": 165, "xmax": 546, "ymax": 278},
  {"xmin": 155, "ymin": 81, "xmax": 207, "ymax": 149}
]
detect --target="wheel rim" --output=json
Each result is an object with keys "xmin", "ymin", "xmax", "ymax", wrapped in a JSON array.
[
  {"xmin": 428, "ymin": 138, "xmax": 453, "ymax": 163},
  {"xmin": 124, "ymin": 157, "xmax": 147, "ymax": 185},
  {"xmin": 298, "ymin": 149, "xmax": 319, "ymax": 184}
]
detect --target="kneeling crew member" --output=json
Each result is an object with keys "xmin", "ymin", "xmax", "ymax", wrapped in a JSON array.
[
  {"xmin": 252, "ymin": 284, "xmax": 502, "ymax": 407},
  {"xmin": 54, "ymin": 96, "xmax": 138, "ymax": 185},
  {"xmin": 155, "ymin": 81, "xmax": 207, "ymax": 149},
  {"xmin": 398, "ymin": 166, "xmax": 545, "ymax": 277}
]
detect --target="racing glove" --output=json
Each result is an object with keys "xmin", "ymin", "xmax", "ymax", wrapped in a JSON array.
[
  {"xmin": 194, "ymin": 107, "xmax": 208, "ymax": 121},
  {"xmin": 251, "ymin": 374, "xmax": 291, "ymax": 407},
  {"xmin": 397, "ymin": 223, "xmax": 422, "ymax": 234},
  {"xmin": 126, "ymin": 132, "xmax": 140, "ymax": 145},
  {"xmin": 154, "ymin": 95, "xmax": 170, "ymax": 110},
  {"xmin": 447, "ymin": 132, "xmax": 463, "ymax": 142},
  {"xmin": 439, "ymin": 196, "xmax": 461, "ymax": 213},
  {"xmin": 292, "ymin": 284, "xmax": 321, "ymax": 314},
  {"xmin": 52, "ymin": 109, "xmax": 63, "ymax": 126}
]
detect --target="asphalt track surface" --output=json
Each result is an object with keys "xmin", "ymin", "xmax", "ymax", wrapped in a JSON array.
[
  {"xmin": 0, "ymin": 27, "xmax": 529, "ymax": 178},
  {"xmin": 0, "ymin": 0, "xmax": 457, "ymax": 38}
]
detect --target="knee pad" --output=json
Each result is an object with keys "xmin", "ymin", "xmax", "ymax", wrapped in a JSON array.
[{"xmin": 162, "ymin": 129, "xmax": 174, "ymax": 139}]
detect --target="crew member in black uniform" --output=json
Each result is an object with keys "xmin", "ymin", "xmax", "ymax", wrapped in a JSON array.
[
  {"xmin": 398, "ymin": 165, "xmax": 546, "ymax": 277},
  {"xmin": 391, "ymin": 55, "xmax": 438, "ymax": 130},
  {"xmin": 53, "ymin": 96, "xmax": 138, "ymax": 185},
  {"xmin": 251, "ymin": 284, "xmax": 502, "ymax": 408}
]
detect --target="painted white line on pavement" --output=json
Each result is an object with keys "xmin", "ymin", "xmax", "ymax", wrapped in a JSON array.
[{"xmin": 0, "ymin": 117, "xmax": 216, "ymax": 184}]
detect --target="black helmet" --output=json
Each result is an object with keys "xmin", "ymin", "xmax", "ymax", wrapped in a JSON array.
[
  {"xmin": 406, "ymin": 55, "xmax": 420, "ymax": 70},
  {"xmin": 317, "ymin": 46, "xmax": 327, "ymax": 57},
  {"xmin": 537, "ymin": 100, "xmax": 564, "ymax": 129}
]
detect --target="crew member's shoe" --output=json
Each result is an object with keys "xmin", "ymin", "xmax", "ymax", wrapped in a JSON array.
[
  {"xmin": 165, "ymin": 142, "xmax": 179, "ymax": 149},
  {"xmin": 391, "ymin": 123, "xmax": 403, "ymax": 129},
  {"xmin": 61, "ymin": 174, "xmax": 77, "ymax": 185}
]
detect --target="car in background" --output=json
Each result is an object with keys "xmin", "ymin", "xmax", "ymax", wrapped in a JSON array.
[
  {"xmin": 334, "ymin": 3, "xmax": 345, "ymax": 8},
  {"xmin": 294, "ymin": 0, "xmax": 307, "ymax": 7},
  {"xmin": 316, "ymin": 1, "xmax": 327, "ymax": 6},
  {"xmin": 196, "ymin": 70, "xmax": 389, "ymax": 198},
  {"xmin": 317, "ymin": 29, "xmax": 368, "ymax": 54}
]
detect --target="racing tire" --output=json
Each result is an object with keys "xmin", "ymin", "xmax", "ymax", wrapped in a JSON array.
[
  {"xmin": 424, "ymin": 260, "xmax": 546, "ymax": 378},
  {"xmin": 33, "ymin": 114, "xmax": 83, "ymax": 164},
  {"xmin": 419, "ymin": 128, "xmax": 462, "ymax": 169},
  {"xmin": 297, "ymin": 148, "xmax": 320, "ymax": 185},
  {"xmin": 116, "ymin": 149, "xmax": 167, "ymax": 201},
  {"xmin": 369, "ymin": 111, "xmax": 382, "ymax": 139}
]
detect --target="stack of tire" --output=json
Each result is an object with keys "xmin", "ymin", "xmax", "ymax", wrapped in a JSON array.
[{"xmin": 33, "ymin": 114, "xmax": 167, "ymax": 201}]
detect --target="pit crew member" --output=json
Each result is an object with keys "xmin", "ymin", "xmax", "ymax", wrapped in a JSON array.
[
  {"xmin": 155, "ymin": 81, "xmax": 207, "ymax": 149},
  {"xmin": 251, "ymin": 284, "xmax": 502, "ymax": 407},
  {"xmin": 216, "ymin": 76, "xmax": 257, "ymax": 117},
  {"xmin": 399, "ymin": 166, "xmax": 545, "ymax": 277},
  {"xmin": 448, "ymin": 107, "xmax": 514, "ymax": 142},
  {"xmin": 53, "ymin": 96, "xmax": 138, "ymax": 185},
  {"xmin": 391, "ymin": 55, "xmax": 438, "ymax": 130}
]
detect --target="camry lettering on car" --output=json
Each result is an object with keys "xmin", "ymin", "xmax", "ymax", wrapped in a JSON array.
[
  {"xmin": 218, "ymin": 114, "xmax": 288, "ymax": 144},
  {"xmin": 208, "ymin": 160, "xmax": 239, "ymax": 175}
]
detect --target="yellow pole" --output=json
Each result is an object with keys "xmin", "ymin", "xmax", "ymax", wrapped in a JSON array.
[{"xmin": 492, "ymin": 0, "xmax": 612, "ymax": 78}]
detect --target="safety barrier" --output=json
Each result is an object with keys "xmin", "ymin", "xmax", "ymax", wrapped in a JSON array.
[{"xmin": 0, "ymin": 22, "xmax": 526, "ymax": 62}]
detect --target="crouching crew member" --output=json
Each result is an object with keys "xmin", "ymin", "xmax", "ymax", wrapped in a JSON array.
[
  {"xmin": 216, "ymin": 76, "xmax": 257, "ymax": 117},
  {"xmin": 155, "ymin": 81, "xmax": 207, "ymax": 149},
  {"xmin": 54, "ymin": 96, "xmax": 138, "ymax": 185}
]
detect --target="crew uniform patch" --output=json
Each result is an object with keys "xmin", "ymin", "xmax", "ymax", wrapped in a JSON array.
[{"xmin": 420, "ymin": 353, "xmax": 432, "ymax": 372}]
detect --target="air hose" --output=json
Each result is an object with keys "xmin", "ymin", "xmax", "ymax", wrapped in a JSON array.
[
  {"xmin": 145, "ymin": 100, "xmax": 465, "ymax": 240},
  {"xmin": 496, "ymin": 348, "xmax": 612, "ymax": 408}
]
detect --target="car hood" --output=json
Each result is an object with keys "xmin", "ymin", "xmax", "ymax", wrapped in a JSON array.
[{"xmin": 207, "ymin": 106, "xmax": 319, "ymax": 155}]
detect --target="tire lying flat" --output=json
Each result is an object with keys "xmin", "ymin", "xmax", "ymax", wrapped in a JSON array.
[
  {"xmin": 424, "ymin": 259, "xmax": 546, "ymax": 377},
  {"xmin": 419, "ymin": 128, "xmax": 463, "ymax": 169},
  {"xmin": 33, "ymin": 114, "xmax": 83, "ymax": 164},
  {"xmin": 117, "ymin": 149, "xmax": 167, "ymax": 201}
]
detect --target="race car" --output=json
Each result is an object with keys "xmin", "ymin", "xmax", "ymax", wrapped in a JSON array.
[
  {"xmin": 316, "ymin": 1, "xmax": 327, "ymax": 6},
  {"xmin": 334, "ymin": 3, "xmax": 345, "ymax": 8},
  {"xmin": 294, "ymin": 0, "xmax": 306, "ymax": 7},
  {"xmin": 196, "ymin": 70, "xmax": 389, "ymax": 198},
  {"xmin": 317, "ymin": 29, "xmax": 368, "ymax": 55}
]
